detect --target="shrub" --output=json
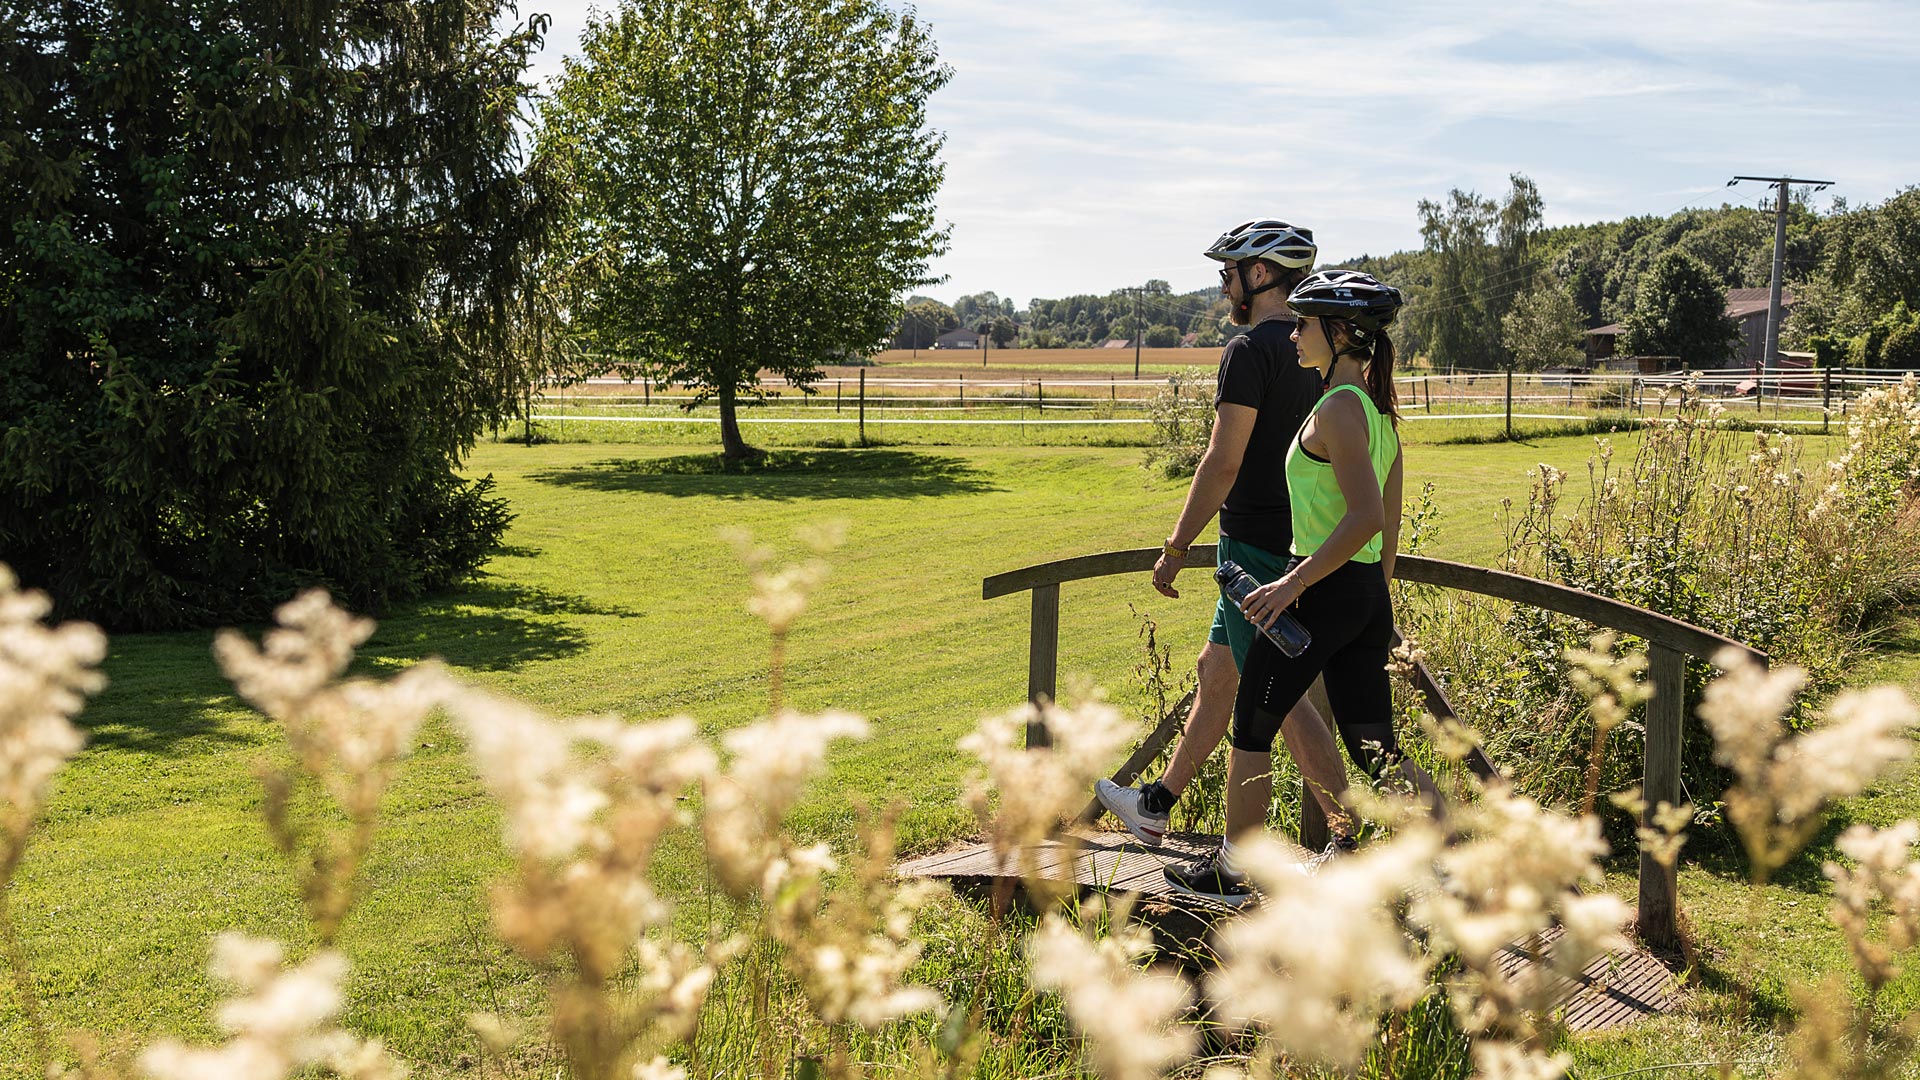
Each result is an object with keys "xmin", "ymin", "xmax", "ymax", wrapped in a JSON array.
[
  {"xmin": 1142, "ymin": 370, "xmax": 1215, "ymax": 479},
  {"xmin": 1401, "ymin": 379, "xmax": 1920, "ymax": 818}
]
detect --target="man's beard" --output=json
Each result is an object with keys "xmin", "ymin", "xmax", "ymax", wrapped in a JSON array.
[{"xmin": 1227, "ymin": 303, "xmax": 1251, "ymax": 327}]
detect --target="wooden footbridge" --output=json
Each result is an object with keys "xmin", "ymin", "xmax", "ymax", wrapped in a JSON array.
[{"xmin": 899, "ymin": 546, "xmax": 1766, "ymax": 1032}]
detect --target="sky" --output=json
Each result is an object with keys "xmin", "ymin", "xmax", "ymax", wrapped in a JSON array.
[{"xmin": 514, "ymin": 0, "xmax": 1920, "ymax": 308}]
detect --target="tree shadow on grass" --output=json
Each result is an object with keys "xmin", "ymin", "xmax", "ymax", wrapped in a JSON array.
[
  {"xmin": 366, "ymin": 578, "xmax": 628, "ymax": 672},
  {"xmin": 81, "ymin": 641, "xmax": 259, "ymax": 756},
  {"xmin": 79, "ymin": 579, "xmax": 616, "ymax": 755},
  {"xmin": 527, "ymin": 448, "xmax": 1001, "ymax": 501}
]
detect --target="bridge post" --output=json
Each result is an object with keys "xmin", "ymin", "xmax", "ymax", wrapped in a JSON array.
[
  {"xmin": 1638, "ymin": 643, "xmax": 1686, "ymax": 952},
  {"xmin": 1026, "ymin": 583, "xmax": 1060, "ymax": 748}
]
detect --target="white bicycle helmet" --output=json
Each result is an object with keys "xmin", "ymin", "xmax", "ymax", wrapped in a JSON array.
[{"xmin": 1203, "ymin": 219, "xmax": 1317, "ymax": 269}]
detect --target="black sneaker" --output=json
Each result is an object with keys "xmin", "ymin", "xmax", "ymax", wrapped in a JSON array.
[{"xmin": 1162, "ymin": 847, "xmax": 1252, "ymax": 906}]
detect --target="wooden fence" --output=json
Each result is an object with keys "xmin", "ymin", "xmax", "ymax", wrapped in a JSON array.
[{"xmin": 982, "ymin": 547, "xmax": 1765, "ymax": 954}]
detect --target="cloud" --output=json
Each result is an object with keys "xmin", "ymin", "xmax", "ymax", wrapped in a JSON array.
[{"xmin": 513, "ymin": 0, "xmax": 1920, "ymax": 303}]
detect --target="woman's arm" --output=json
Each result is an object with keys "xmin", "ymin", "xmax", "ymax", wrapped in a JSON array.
[
  {"xmin": 1381, "ymin": 447, "xmax": 1404, "ymax": 583},
  {"xmin": 1240, "ymin": 393, "xmax": 1385, "ymax": 625}
]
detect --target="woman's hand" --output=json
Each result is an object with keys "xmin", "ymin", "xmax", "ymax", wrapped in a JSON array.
[{"xmin": 1240, "ymin": 574, "xmax": 1304, "ymax": 629}]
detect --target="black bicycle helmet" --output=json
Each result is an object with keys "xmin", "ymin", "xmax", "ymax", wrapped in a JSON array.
[{"xmin": 1285, "ymin": 270, "xmax": 1403, "ymax": 336}]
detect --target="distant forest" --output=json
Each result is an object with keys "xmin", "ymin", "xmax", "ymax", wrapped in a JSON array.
[{"xmin": 895, "ymin": 179, "xmax": 1920, "ymax": 372}]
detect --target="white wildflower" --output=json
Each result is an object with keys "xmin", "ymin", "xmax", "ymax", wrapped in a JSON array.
[
  {"xmin": 959, "ymin": 698, "xmax": 1132, "ymax": 863},
  {"xmin": 724, "ymin": 528, "xmax": 837, "ymax": 635},
  {"xmin": 1563, "ymin": 633, "xmax": 1649, "ymax": 737},
  {"xmin": 1776, "ymin": 686, "xmax": 1916, "ymax": 822},
  {"xmin": 1211, "ymin": 833, "xmax": 1436, "ymax": 1069},
  {"xmin": 1554, "ymin": 892, "xmax": 1632, "ymax": 977},
  {"xmin": 702, "ymin": 710, "xmax": 868, "ymax": 898},
  {"xmin": 1031, "ymin": 911, "xmax": 1194, "ymax": 1080},
  {"xmin": 140, "ymin": 934, "xmax": 400, "ymax": 1080},
  {"xmin": 1415, "ymin": 785, "xmax": 1608, "ymax": 969},
  {"xmin": 0, "ymin": 564, "xmax": 105, "ymax": 870},
  {"xmin": 1824, "ymin": 820, "xmax": 1920, "ymax": 993},
  {"xmin": 1702, "ymin": 650, "xmax": 1916, "ymax": 877},
  {"xmin": 1471, "ymin": 1039, "xmax": 1570, "ymax": 1080},
  {"xmin": 632, "ymin": 1057, "xmax": 687, "ymax": 1080}
]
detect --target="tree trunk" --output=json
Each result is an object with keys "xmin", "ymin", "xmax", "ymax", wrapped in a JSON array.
[{"xmin": 718, "ymin": 382, "xmax": 754, "ymax": 460}]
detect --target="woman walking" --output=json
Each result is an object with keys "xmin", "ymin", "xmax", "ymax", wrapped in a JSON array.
[{"xmin": 1165, "ymin": 269, "xmax": 1438, "ymax": 903}]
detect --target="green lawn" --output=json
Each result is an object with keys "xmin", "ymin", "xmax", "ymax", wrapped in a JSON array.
[{"xmin": 2, "ymin": 432, "xmax": 1909, "ymax": 1078}]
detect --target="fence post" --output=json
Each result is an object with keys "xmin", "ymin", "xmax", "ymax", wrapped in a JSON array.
[
  {"xmin": 1037, "ymin": 379, "xmax": 1044, "ymax": 412},
  {"xmin": 858, "ymin": 369, "xmax": 866, "ymax": 445},
  {"xmin": 1638, "ymin": 643, "xmax": 1686, "ymax": 954},
  {"xmin": 644, "ymin": 376, "xmax": 651, "ymax": 406},
  {"xmin": 1823, "ymin": 366, "xmax": 1833, "ymax": 435},
  {"xmin": 1026, "ymin": 584, "xmax": 1060, "ymax": 748},
  {"xmin": 1505, "ymin": 368, "xmax": 1514, "ymax": 439},
  {"xmin": 959, "ymin": 371, "xmax": 965, "ymax": 411},
  {"xmin": 835, "ymin": 379, "xmax": 841, "ymax": 413}
]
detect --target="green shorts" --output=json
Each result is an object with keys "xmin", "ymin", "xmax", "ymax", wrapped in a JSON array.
[{"xmin": 1207, "ymin": 535, "xmax": 1295, "ymax": 672}]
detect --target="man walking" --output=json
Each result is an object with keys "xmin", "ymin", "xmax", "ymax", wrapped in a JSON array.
[{"xmin": 1095, "ymin": 219, "xmax": 1356, "ymax": 904}]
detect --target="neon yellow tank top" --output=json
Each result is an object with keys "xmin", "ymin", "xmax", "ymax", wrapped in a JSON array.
[{"xmin": 1284, "ymin": 383, "xmax": 1398, "ymax": 562}]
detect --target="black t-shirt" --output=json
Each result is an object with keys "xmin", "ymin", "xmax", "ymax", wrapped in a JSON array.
[{"xmin": 1213, "ymin": 318, "xmax": 1321, "ymax": 553}]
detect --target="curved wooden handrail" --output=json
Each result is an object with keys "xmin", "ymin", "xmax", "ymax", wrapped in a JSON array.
[
  {"xmin": 983, "ymin": 547, "xmax": 1762, "ymax": 665},
  {"xmin": 983, "ymin": 543, "xmax": 1766, "ymax": 955}
]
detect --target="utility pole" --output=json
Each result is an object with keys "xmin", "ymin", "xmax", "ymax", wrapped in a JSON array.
[
  {"xmin": 1133, "ymin": 287, "xmax": 1142, "ymax": 379},
  {"xmin": 1728, "ymin": 175, "xmax": 1834, "ymax": 395}
]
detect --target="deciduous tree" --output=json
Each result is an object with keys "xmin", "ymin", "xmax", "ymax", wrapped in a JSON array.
[
  {"xmin": 541, "ymin": 0, "xmax": 951, "ymax": 458},
  {"xmin": 1501, "ymin": 281, "xmax": 1586, "ymax": 372},
  {"xmin": 1621, "ymin": 251, "xmax": 1739, "ymax": 366},
  {"xmin": 1408, "ymin": 174, "xmax": 1543, "ymax": 372}
]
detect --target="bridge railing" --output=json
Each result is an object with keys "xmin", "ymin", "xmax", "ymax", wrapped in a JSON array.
[{"xmin": 983, "ymin": 547, "xmax": 1766, "ymax": 953}]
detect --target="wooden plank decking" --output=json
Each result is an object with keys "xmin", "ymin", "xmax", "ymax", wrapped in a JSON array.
[{"xmin": 899, "ymin": 830, "xmax": 1678, "ymax": 1034}]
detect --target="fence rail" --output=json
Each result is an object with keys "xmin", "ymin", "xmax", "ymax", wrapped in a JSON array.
[
  {"xmin": 982, "ymin": 545, "xmax": 1765, "ymax": 954},
  {"xmin": 529, "ymin": 367, "xmax": 1903, "ymax": 437}
]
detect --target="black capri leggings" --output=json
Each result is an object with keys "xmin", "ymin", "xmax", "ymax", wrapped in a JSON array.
[{"xmin": 1231, "ymin": 557, "xmax": 1400, "ymax": 778}]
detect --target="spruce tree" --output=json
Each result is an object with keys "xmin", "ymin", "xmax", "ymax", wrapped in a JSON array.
[{"xmin": 0, "ymin": 0, "xmax": 558, "ymax": 628}]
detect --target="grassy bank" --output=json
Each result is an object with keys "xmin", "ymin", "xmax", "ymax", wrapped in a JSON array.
[{"xmin": 2, "ymin": 435, "xmax": 1910, "ymax": 1077}]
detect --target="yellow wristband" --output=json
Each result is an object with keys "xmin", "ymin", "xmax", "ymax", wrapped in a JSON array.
[{"xmin": 1163, "ymin": 538, "xmax": 1190, "ymax": 559}]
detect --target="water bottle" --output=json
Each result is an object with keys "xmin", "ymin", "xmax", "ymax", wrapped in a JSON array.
[{"xmin": 1215, "ymin": 560, "xmax": 1312, "ymax": 658}]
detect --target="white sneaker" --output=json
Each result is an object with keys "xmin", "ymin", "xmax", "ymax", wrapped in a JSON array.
[{"xmin": 1095, "ymin": 778, "xmax": 1169, "ymax": 847}]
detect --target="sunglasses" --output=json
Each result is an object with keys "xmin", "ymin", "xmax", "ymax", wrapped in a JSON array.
[{"xmin": 1218, "ymin": 262, "xmax": 1267, "ymax": 285}]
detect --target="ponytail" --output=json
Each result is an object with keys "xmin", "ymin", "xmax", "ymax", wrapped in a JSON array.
[{"xmin": 1366, "ymin": 331, "xmax": 1400, "ymax": 427}]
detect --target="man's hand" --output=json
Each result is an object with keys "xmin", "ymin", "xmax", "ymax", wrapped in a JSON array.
[{"xmin": 1151, "ymin": 551, "xmax": 1184, "ymax": 598}]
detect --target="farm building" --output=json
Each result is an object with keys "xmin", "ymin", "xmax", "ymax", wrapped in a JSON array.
[
  {"xmin": 933, "ymin": 327, "xmax": 983, "ymax": 349},
  {"xmin": 1585, "ymin": 288, "xmax": 1794, "ymax": 369}
]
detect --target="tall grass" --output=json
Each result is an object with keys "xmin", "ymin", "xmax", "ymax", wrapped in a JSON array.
[
  {"xmin": 6, "ymin": 394, "xmax": 1920, "ymax": 1079},
  {"xmin": 1396, "ymin": 379, "xmax": 1920, "ymax": 818}
]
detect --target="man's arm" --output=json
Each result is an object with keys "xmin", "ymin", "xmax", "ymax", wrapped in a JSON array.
[{"xmin": 1151, "ymin": 403, "xmax": 1257, "ymax": 598}]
